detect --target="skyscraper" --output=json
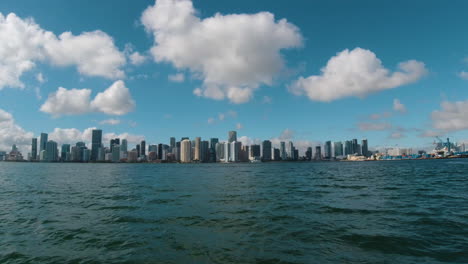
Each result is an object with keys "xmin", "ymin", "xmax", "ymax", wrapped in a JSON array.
[
  {"xmin": 194, "ymin": 137, "xmax": 201, "ymax": 161},
  {"xmin": 136, "ymin": 144, "xmax": 141, "ymax": 157},
  {"xmin": 262, "ymin": 140, "xmax": 272, "ymax": 161},
  {"xmin": 315, "ymin": 146, "xmax": 322, "ymax": 160},
  {"xmin": 230, "ymin": 141, "xmax": 241, "ymax": 162},
  {"xmin": 112, "ymin": 145, "xmax": 120, "ymax": 162},
  {"xmin": 201, "ymin": 140, "xmax": 209, "ymax": 162},
  {"xmin": 61, "ymin": 144, "xmax": 70, "ymax": 161},
  {"xmin": 31, "ymin": 138, "xmax": 37, "ymax": 161},
  {"xmin": 280, "ymin": 141, "xmax": 287, "ymax": 160},
  {"xmin": 352, "ymin": 139, "xmax": 358, "ymax": 154},
  {"xmin": 334, "ymin": 141, "xmax": 343, "ymax": 157},
  {"xmin": 344, "ymin": 140, "xmax": 353, "ymax": 155},
  {"xmin": 110, "ymin": 138, "xmax": 120, "ymax": 153},
  {"xmin": 228, "ymin": 131, "xmax": 237, "ymax": 143},
  {"xmin": 40, "ymin": 133, "xmax": 48, "ymax": 152},
  {"xmin": 306, "ymin": 147, "xmax": 313, "ymax": 161},
  {"xmin": 170, "ymin": 137, "xmax": 176, "ymax": 149},
  {"xmin": 361, "ymin": 139, "xmax": 369, "ymax": 157},
  {"xmin": 121, "ymin": 139, "xmax": 128, "ymax": 152},
  {"xmin": 91, "ymin": 129, "xmax": 102, "ymax": 161},
  {"xmin": 209, "ymin": 138, "xmax": 219, "ymax": 162},
  {"xmin": 180, "ymin": 139, "xmax": 192, "ymax": 163},
  {"xmin": 288, "ymin": 141, "xmax": 294, "ymax": 159},
  {"xmin": 141, "ymin": 140, "xmax": 146, "ymax": 157},
  {"xmin": 224, "ymin": 142, "xmax": 231, "ymax": 162},
  {"xmin": 45, "ymin": 140, "xmax": 58, "ymax": 162},
  {"xmin": 324, "ymin": 141, "xmax": 332, "ymax": 159},
  {"xmin": 250, "ymin": 144, "xmax": 261, "ymax": 159}
]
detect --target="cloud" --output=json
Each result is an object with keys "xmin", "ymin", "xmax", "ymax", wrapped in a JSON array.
[
  {"xmin": 289, "ymin": 48, "xmax": 427, "ymax": 102},
  {"xmin": 431, "ymin": 100, "xmax": 468, "ymax": 132},
  {"xmin": 99, "ymin": 119, "xmax": 121, "ymax": 125},
  {"xmin": 0, "ymin": 108, "xmax": 34, "ymax": 153},
  {"xmin": 36, "ymin": 73, "xmax": 45, "ymax": 83},
  {"xmin": 207, "ymin": 117, "xmax": 215, "ymax": 124},
  {"xmin": 168, "ymin": 73, "xmax": 185, "ymax": 83},
  {"xmin": 459, "ymin": 71, "xmax": 468, "ymax": 80},
  {"xmin": 369, "ymin": 112, "xmax": 392, "ymax": 120},
  {"xmin": 389, "ymin": 132, "xmax": 405, "ymax": 139},
  {"xmin": 393, "ymin": 98, "xmax": 407, "ymax": 113},
  {"xmin": 358, "ymin": 122, "xmax": 392, "ymax": 131},
  {"xmin": 91, "ymin": 80, "xmax": 136, "ymax": 115},
  {"xmin": 208, "ymin": 110, "xmax": 237, "ymax": 125},
  {"xmin": 270, "ymin": 129, "xmax": 319, "ymax": 156},
  {"xmin": 40, "ymin": 87, "xmax": 92, "ymax": 117},
  {"xmin": 0, "ymin": 12, "xmax": 126, "ymax": 90},
  {"xmin": 236, "ymin": 123, "xmax": 243, "ymax": 130},
  {"xmin": 129, "ymin": 52, "xmax": 147, "ymax": 65},
  {"xmin": 40, "ymin": 80, "xmax": 135, "ymax": 117},
  {"xmin": 141, "ymin": 0, "xmax": 302, "ymax": 103}
]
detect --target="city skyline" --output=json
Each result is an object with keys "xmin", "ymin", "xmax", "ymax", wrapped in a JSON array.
[{"xmin": 1, "ymin": 0, "xmax": 468, "ymax": 155}]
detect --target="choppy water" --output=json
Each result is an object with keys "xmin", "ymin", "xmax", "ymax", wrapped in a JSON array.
[{"xmin": 0, "ymin": 160, "xmax": 467, "ymax": 263}]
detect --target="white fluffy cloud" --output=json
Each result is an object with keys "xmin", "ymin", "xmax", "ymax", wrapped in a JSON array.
[
  {"xmin": 49, "ymin": 127, "xmax": 144, "ymax": 147},
  {"xmin": 129, "ymin": 52, "xmax": 147, "ymax": 65},
  {"xmin": 168, "ymin": 73, "xmax": 185, "ymax": 83},
  {"xmin": 431, "ymin": 100, "xmax": 468, "ymax": 132},
  {"xmin": 91, "ymin": 80, "xmax": 136, "ymax": 115},
  {"xmin": 0, "ymin": 12, "xmax": 125, "ymax": 90},
  {"xmin": 0, "ymin": 109, "xmax": 34, "ymax": 153},
  {"xmin": 459, "ymin": 71, "xmax": 468, "ymax": 80},
  {"xmin": 141, "ymin": 0, "xmax": 302, "ymax": 103},
  {"xmin": 40, "ymin": 87, "xmax": 92, "ymax": 117},
  {"xmin": 393, "ymin": 98, "xmax": 407, "ymax": 113},
  {"xmin": 289, "ymin": 48, "xmax": 427, "ymax": 102},
  {"xmin": 40, "ymin": 80, "xmax": 135, "ymax": 117}
]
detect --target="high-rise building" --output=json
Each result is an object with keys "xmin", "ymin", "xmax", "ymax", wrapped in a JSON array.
[
  {"xmin": 280, "ymin": 142, "xmax": 287, "ymax": 160},
  {"xmin": 180, "ymin": 139, "xmax": 192, "ymax": 163},
  {"xmin": 83, "ymin": 149, "xmax": 91, "ymax": 162},
  {"xmin": 201, "ymin": 140, "xmax": 209, "ymax": 162},
  {"xmin": 31, "ymin": 138, "xmax": 37, "ymax": 161},
  {"xmin": 215, "ymin": 142, "xmax": 224, "ymax": 162},
  {"xmin": 121, "ymin": 139, "xmax": 128, "ymax": 153},
  {"xmin": 112, "ymin": 145, "xmax": 120, "ymax": 162},
  {"xmin": 194, "ymin": 137, "xmax": 201, "ymax": 161},
  {"xmin": 324, "ymin": 141, "xmax": 332, "ymax": 159},
  {"xmin": 230, "ymin": 141, "xmax": 241, "ymax": 162},
  {"xmin": 224, "ymin": 142, "xmax": 231, "ymax": 162},
  {"xmin": 288, "ymin": 141, "xmax": 294, "ymax": 159},
  {"xmin": 209, "ymin": 138, "xmax": 219, "ymax": 162},
  {"xmin": 250, "ymin": 144, "xmax": 261, "ymax": 160},
  {"xmin": 315, "ymin": 146, "xmax": 322, "ymax": 160},
  {"xmin": 158, "ymin": 143, "xmax": 163, "ymax": 160},
  {"xmin": 344, "ymin": 140, "xmax": 353, "ymax": 155},
  {"xmin": 91, "ymin": 129, "xmax": 102, "ymax": 161},
  {"xmin": 262, "ymin": 140, "xmax": 272, "ymax": 161},
  {"xmin": 141, "ymin": 140, "xmax": 146, "ymax": 157},
  {"xmin": 306, "ymin": 147, "xmax": 313, "ymax": 160},
  {"xmin": 61, "ymin": 144, "xmax": 70, "ymax": 161},
  {"xmin": 110, "ymin": 138, "xmax": 120, "ymax": 153},
  {"xmin": 352, "ymin": 139, "xmax": 358, "ymax": 154},
  {"xmin": 361, "ymin": 139, "xmax": 369, "ymax": 157},
  {"xmin": 40, "ymin": 133, "xmax": 48, "ymax": 152},
  {"xmin": 45, "ymin": 140, "xmax": 58, "ymax": 162},
  {"xmin": 228, "ymin": 131, "xmax": 237, "ymax": 143},
  {"xmin": 98, "ymin": 147, "xmax": 105, "ymax": 161},
  {"xmin": 240, "ymin": 145, "xmax": 250, "ymax": 162},
  {"xmin": 273, "ymin": 148, "xmax": 280, "ymax": 161},
  {"xmin": 136, "ymin": 144, "xmax": 141, "ymax": 157},
  {"xmin": 334, "ymin": 141, "xmax": 343, "ymax": 157},
  {"xmin": 170, "ymin": 137, "xmax": 176, "ymax": 149}
]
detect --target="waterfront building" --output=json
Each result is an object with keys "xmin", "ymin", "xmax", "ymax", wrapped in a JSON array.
[
  {"xmin": 83, "ymin": 149, "xmax": 91, "ymax": 162},
  {"xmin": 140, "ymin": 140, "xmax": 146, "ymax": 157},
  {"xmin": 194, "ymin": 137, "xmax": 201, "ymax": 161},
  {"xmin": 128, "ymin": 151, "xmax": 138, "ymax": 162},
  {"xmin": 136, "ymin": 144, "xmax": 141, "ymax": 157},
  {"xmin": 61, "ymin": 144, "xmax": 70, "ymax": 161},
  {"xmin": 352, "ymin": 139, "xmax": 358, "ymax": 154},
  {"xmin": 224, "ymin": 142, "xmax": 231, "ymax": 162},
  {"xmin": 262, "ymin": 140, "xmax": 272, "ymax": 161},
  {"xmin": 45, "ymin": 140, "xmax": 58, "ymax": 162},
  {"xmin": 228, "ymin": 131, "xmax": 237, "ymax": 143},
  {"xmin": 324, "ymin": 141, "xmax": 332, "ymax": 159},
  {"xmin": 273, "ymin": 148, "xmax": 280, "ymax": 161},
  {"xmin": 40, "ymin": 133, "xmax": 48, "ymax": 152},
  {"xmin": 121, "ymin": 139, "xmax": 128, "ymax": 153},
  {"xmin": 344, "ymin": 140, "xmax": 353, "ymax": 155},
  {"xmin": 148, "ymin": 144, "xmax": 157, "ymax": 153},
  {"xmin": 306, "ymin": 147, "xmax": 312, "ymax": 160},
  {"xmin": 98, "ymin": 147, "xmax": 105, "ymax": 161},
  {"xmin": 112, "ymin": 145, "xmax": 120, "ymax": 162},
  {"xmin": 294, "ymin": 149, "xmax": 299, "ymax": 160},
  {"xmin": 170, "ymin": 137, "xmax": 176, "ymax": 149},
  {"xmin": 250, "ymin": 144, "xmax": 261, "ymax": 160},
  {"xmin": 180, "ymin": 139, "xmax": 192, "ymax": 163},
  {"xmin": 209, "ymin": 138, "xmax": 219, "ymax": 162},
  {"xmin": 31, "ymin": 138, "xmax": 38, "ymax": 161},
  {"xmin": 229, "ymin": 141, "xmax": 241, "ymax": 162},
  {"xmin": 315, "ymin": 146, "xmax": 322, "ymax": 160},
  {"xmin": 362, "ymin": 139, "xmax": 369, "ymax": 157},
  {"xmin": 201, "ymin": 140, "xmax": 209, "ymax": 162},
  {"xmin": 215, "ymin": 142, "xmax": 224, "ymax": 162},
  {"xmin": 91, "ymin": 129, "xmax": 102, "ymax": 161},
  {"xmin": 110, "ymin": 138, "xmax": 120, "ymax": 153},
  {"xmin": 288, "ymin": 141, "xmax": 294, "ymax": 159},
  {"xmin": 39, "ymin": 150, "xmax": 46, "ymax": 161},
  {"xmin": 334, "ymin": 141, "xmax": 344, "ymax": 157},
  {"xmin": 158, "ymin": 143, "xmax": 163, "ymax": 160},
  {"xmin": 280, "ymin": 142, "xmax": 287, "ymax": 160}
]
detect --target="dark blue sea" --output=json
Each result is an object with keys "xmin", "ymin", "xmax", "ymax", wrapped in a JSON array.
[{"xmin": 0, "ymin": 160, "xmax": 467, "ymax": 263}]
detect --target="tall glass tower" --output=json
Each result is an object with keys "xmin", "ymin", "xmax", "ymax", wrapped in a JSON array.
[{"xmin": 91, "ymin": 129, "xmax": 102, "ymax": 161}]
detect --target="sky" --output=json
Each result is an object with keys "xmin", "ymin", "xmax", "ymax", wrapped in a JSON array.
[{"xmin": 1, "ymin": 0, "xmax": 468, "ymax": 154}]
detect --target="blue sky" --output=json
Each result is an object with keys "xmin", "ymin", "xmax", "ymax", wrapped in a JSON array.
[{"xmin": 1, "ymin": 0, "xmax": 468, "ymax": 153}]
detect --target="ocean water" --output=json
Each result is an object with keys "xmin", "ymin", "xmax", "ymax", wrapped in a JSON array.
[{"xmin": 0, "ymin": 160, "xmax": 467, "ymax": 264}]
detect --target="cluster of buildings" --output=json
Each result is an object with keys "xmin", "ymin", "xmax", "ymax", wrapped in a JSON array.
[{"xmin": 0, "ymin": 129, "xmax": 375, "ymax": 163}]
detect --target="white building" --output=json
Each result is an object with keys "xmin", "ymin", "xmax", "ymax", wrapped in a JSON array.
[{"xmin": 180, "ymin": 139, "xmax": 192, "ymax": 163}]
